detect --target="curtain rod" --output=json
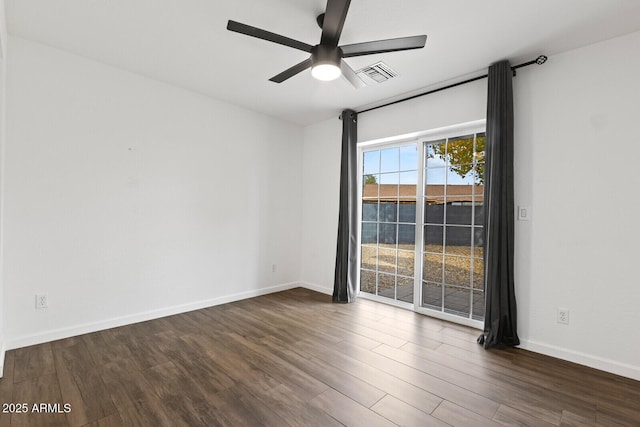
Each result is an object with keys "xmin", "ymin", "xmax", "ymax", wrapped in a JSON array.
[{"xmin": 353, "ymin": 55, "xmax": 547, "ymax": 116}]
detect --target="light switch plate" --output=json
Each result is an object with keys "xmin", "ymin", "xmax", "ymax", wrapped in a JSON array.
[{"xmin": 518, "ymin": 206, "xmax": 531, "ymax": 221}]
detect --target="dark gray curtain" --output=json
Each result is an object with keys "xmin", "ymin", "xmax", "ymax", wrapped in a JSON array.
[
  {"xmin": 478, "ymin": 60, "xmax": 520, "ymax": 348},
  {"xmin": 333, "ymin": 109, "xmax": 358, "ymax": 303}
]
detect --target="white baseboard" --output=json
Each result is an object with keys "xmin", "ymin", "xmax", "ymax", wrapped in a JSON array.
[
  {"xmin": 518, "ymin": 339, "xmax": 640, "ymax": 381},
  {"xmin": 5, "ymin": 282, "xmax": 301, "ymax": 351},
  {"xmin": 298, "ymin": 281, "xmax": 333, "ymax": 296}
]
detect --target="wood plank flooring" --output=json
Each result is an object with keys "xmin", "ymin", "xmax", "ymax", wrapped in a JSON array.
[{"xmin": 0, "ymin": 287, "xmax": 639, "ymax": 426}]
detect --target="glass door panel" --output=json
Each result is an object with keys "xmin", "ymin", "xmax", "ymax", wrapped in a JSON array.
[
  {"xmin": 422, "ymin": 133, "xmax": 485, "ymax": 321},
  {"xmin": 359, "ymin": 144, "xmax": 417, "ymax": 303}
]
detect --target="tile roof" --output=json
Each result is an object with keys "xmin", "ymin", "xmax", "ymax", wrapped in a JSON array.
[{"xmin": 363, "ymin": 184, "xmax": 483, "ymax": 203}]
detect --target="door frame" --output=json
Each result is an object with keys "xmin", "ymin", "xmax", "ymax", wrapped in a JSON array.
[{"xmin": 356, "ymin": 119, "xmax": 486, "ymax": 329}]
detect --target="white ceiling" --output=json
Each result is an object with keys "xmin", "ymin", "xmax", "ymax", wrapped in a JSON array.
[{"xmin": 6, "ymin": 0, "xmax": 640, "ymax": 126}]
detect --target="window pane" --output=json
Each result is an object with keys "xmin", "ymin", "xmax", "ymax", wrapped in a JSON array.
[
  {"xmin": 473, "ymin": 258, "xmax": 484, "ymax": 289},
  {"xmin": 379, "ymin": 172, "xmax": 399, "ymax": 186},
  {"xmin": 361, "ymin": 246, "xmax": 377, "ymax": 270},
  {"xmin": 363, "ymin": 174, "xmax": 379, "ymax": 199},
  {"xmin": 398, "ymin": 224, "xmax": 415, "ymax": 247},
  {"xmin": 361, "ymin": 223, "xmax": 377, "ymax": 244},
  {"xmin": 475, "ymin": 134, "xmax": 486, "ymax": 164},
  {"xmin": 422, "ymin": 282, "xmax": 442, "ymax": 310},
  {"xmin": 424, "ymin": 225, "xmax": 443, "ymax": 252},
  {"xmin": 399, "ymin": 171, "xmax": 417, "ymax": 186},
  {"xmin": 446, "ymin": 166, "xmax": 475, "ymax": 187},
  {"xmin": 380, "ymin": 148, "xmax": 399, "ymax": 173},
  {"xmin": 424, "ymin": 203, "xmax": 444, "ymax": 224},
  {"xmin": 379, "ymin": 223, "xmax": 397, "ymax": 244},
  {"xmin": 362, "ymin": 201, "xmax": 378, "ymax": 222},
  {"xmin": 378, "ymin": 273, "xmax": 395, "ymax": 298},
  {"xmin": 473, "ymin": 227, "xmax": 484, "ymax": 258},
  {"xmin": 379, "ymin": 202, "xmax": 397, "ymax": 223},
  {"xmin": 397, "ymin": 249, "xmax": 415, "ymax": 277},
  {"xmin": 425, "ymin": 167, "xmax": 446, "ymax": 186},
  {"xmin": 474, "ymin": 164, "xmax": 484, "ymax": 185},
  {"xmin": 445, "ymin": 226, "xmax": 471, "ymax": 256},
  {"xmin": 397, "ymin": 276, "xmax": 414, "ymax": 303},
  {"xmin": 472, "ymin": 290, "xmax": 485, "ymax": 320},
  {"xmin": 398, "ymin": 200, "xmax": 416, "ymax": 223},
  {"xmin": 447, "ymin": 135, "xmax": 474, "ymax": 166},
  {"xmin": 447, "ymin": 204, "xmax": 473, "ymax": 225},
  {"xmin": 400, "ymin": 145, "xmax": 418, "ymax": 171},
  {"xmin": 363, "ymin": 151, "xmax": 380, "ymax": 175},
  {"xmin": 423, "ymin": 253, "xmax": 443, "ymax": 282},
  {"xmin": 444, "ymin": 255, "xmax": 471, "ymax": 287},
  {"xmin": 378, "ymin": 247, "xmax": 396, "ymax": 274},
  {"xmin": 474, "ymin": 203, "xmax": 484, "ymax": 224},
  {"xmin": 360, "ymin": 270, "xmax": 376, "ymax": 294},
  {"xmin": 425, "ymin": 140, "xmax": 447, "ymax": 168},
  {"xmin": 444, "ymin": 286, "xmax": 471, "ymax": 317}
]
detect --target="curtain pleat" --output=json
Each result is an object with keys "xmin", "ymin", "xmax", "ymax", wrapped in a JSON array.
[
  {"xmin": 478, "ymin": 61, "xmax": 520, "ymax": 348},
  {"xmin": 333, "ymin": 109, "xmax": 358, "ymax": 303}
]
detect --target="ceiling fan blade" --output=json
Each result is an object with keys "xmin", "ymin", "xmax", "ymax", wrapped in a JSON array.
[
  {"xmin": 320, "ymin": 0, "xmax": 351, "ymax": 46},
  {"xmin": 340, "ymin": 61, "xmax": 366, "ymax": 89},
  {"xmin": 227, "ymin": 20, "xmax": 313, "ymax": 53},
  {"xmin": 269, "ymin": 58, "xmax": 313, "ymax": 83},
  {"xmin": 341, "ymin": 35, "xmax": 427, "ymax": 58}
]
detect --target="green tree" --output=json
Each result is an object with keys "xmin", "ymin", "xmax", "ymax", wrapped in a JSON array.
[
  {"xmin": 364, "ymin": 174, "xmax": 378, "ymax": 184},
  {"xmin": 429, "ymin": 136, "xmax": 485, "ymax": 183}
]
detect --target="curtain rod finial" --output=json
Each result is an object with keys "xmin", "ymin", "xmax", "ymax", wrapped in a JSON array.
[{"xmin": 536, "ymin": 55, "xmax": 548, "ymax": 65}]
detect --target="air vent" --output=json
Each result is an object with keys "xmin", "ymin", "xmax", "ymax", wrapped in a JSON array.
[{"xmin": 356, "ymin": 62, "xmax": 398, "ymax": 84}]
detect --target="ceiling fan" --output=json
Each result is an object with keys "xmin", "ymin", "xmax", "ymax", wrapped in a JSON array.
[{"xmin": 227, "ymin": 0, "xmax": 427, "ymax": 88}]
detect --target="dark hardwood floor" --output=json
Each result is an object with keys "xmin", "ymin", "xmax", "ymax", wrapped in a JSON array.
[{"xmin": 0, "ymin": 287, "xmax": 639, "ymax": 426}]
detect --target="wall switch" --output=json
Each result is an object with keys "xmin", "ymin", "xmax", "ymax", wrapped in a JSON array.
[
  {"xmin": 557, "ymin": 308, "xmax": 569, "ymax": 325},
  {"xmin": 35, "ymin": 294, "xmax": 48, "ymax": 309},
  {"xmin": 518, "ymin": 206, "xmax": 531, "ymax": 221}
]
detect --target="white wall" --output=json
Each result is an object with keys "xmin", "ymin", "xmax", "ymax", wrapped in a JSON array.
[
  {"xmin": 299, "ymin": 118, "xmax": 342, "ymax": 294},
  {"xmin": 299, "ymin": 31, "xmax": 640, "ymax": 380},
  {"xmin": 358, "ymin": 79, "xmax": 487, "ymax": 142},
  {"xmin": 4, "ymin": 36, "xmax": 303, "ymax": 348},
  {"xmin": 0, "ymin": 0, "xmax": 7, "ymax": 377},
  {"xmin": 514, "ymin": 31, "xmax": 640, "ymax": 380}
]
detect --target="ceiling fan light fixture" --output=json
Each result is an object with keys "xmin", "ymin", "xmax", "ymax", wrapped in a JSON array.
[
  {"xmin": 311, "ymin": 63, "xmax": 341, "ymax": 81},
  {"xmin": 311, "ymin": 45, "xmax": 343, "ymax": 81}
]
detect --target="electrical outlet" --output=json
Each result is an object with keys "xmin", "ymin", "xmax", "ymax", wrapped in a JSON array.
[
  {"xmin": 557, "ymin": 308, "xmax": 569, "ymax": 325},
  {"xmin": 271, "ymin": 264, "xmax": 277, "ymax": 273},
  {"xmin": 35, "ymin": 294, "xmax": 48, "ymax": 309}
]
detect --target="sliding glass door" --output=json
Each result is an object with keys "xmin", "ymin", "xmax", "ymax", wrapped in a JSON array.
[{"xmin": 358, "ymin": 128, "xmax": 486, "ymax": 326}]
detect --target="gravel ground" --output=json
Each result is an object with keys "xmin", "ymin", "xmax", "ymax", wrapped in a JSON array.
[
  {"xmin": 360, "ymin": 243, "xmax": 484, "ymax": 291},
  {"xmin": 360, "ymin": 243, "xmax": 485, "ymax": 317}
]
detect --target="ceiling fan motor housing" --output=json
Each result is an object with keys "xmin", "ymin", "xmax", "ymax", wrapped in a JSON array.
[{"xmin": 311, "ymin": 44, "xmax": 343, "ymax": 67}]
